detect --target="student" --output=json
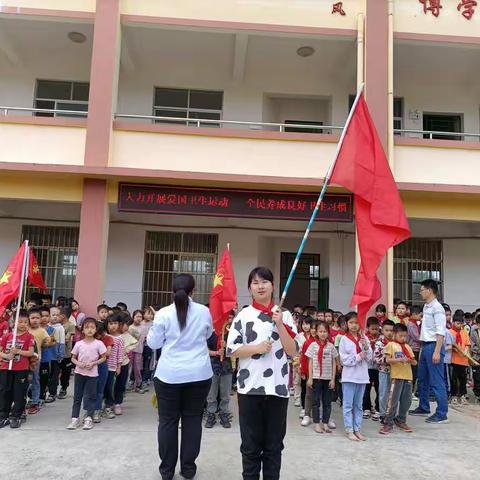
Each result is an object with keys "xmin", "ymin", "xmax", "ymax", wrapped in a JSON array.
[
  {"xmin": 58, "ymin": 305, "xmax": 75, "ymax": 399},
  {"xmin": 407, "ymin": 306, "xmax": 422, "ymax": 392},
  {"xmin": 443, "ymin": 304, "xmax": 452, "ymax": 329},
  {"xmin": 96, "ymin": 304, "xmax": 110, "ymax": 328},
  {"xmin": 39, "ymin": 306, "xmax": 57, "ymax": 405},
  {"xmin": 449, "ymin": 312, "xmax": 471, "ymax": 405},
  {"xmin": 374, "ymin": 319, "xmax": 395, "ymax": 423},
  {"xmin": 379, "ymin": 323, "xmax": 417, "ymax": 435},
  {"xmin": 27, "ymin": 307, "xmax": 53, "ymax": 414},
  {"xmin": 301, "ymin": 320, "xmax": 317, "ymax": 427},
  {"xmin": 226, "ymin": 267, "xmax": 297, "ymax": 480},
  {"xmin": 129, "ymin": 309, "xmax": 146, "ymax": 393},
  {"xmin": 306, "ymin": 321, "xmax": 338, "ymax": 433},
  {"xmin": 339, "ymin": 312, "xmax": 372, "ymax": 441},
  {"xmin": 93, "ymin": 321, "xmax": 112, "ymax": 423},
  {"xmin": 67, "ymin": 318, "xmax": 107, "ymax": 430},
  {"xmin": 116, "ymin": 302, "xmax": 128, "ymax": 312},
  {"xmin": 141, "ymin": 306, "xmax": 155, "ymax": 387},
  {"xmin": 470, "ymin": 314, "xmax": 480, "ymax": 403},
  {"xmin": 392, "ymin": 301, "xmax": 409, "ymax": 325},
  {"xmin": 0, "ymin": 310, "xmax": 35, "ymax": 428},
  {"xmin": 46, "ymin": 306, "xmax": 65, "ymax": 403},
  {"xmin": 443, "ymin": 326, "xmax": 454, "ymax": 400},
  {"xmin": 297, "ymin": 315, "xmax": 314, "ymax": 418},
  {"xmin": 375, "ymin": 304, "xmax": 388, "ymax": 326},
  {"xmin": 363, "ymin": 317, "xmax": 380, "ymax": 420},
  {"xmin": 69, "ymin": 298, "xmax": 86, "ymax": 344}
]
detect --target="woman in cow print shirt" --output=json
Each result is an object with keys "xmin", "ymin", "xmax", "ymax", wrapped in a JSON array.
[{"xmin": 226, "ymin": 266, "xmax": 297, "ymax": 480}]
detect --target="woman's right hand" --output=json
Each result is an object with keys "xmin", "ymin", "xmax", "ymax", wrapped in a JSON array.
[{"xmin": 256, "ymin": 341, "xmax": 273, "ymax": 355}]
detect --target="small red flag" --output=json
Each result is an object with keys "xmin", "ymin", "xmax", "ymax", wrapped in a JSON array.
[
  {"xmin": 0, "ymin": 242, "xmax": 28, "ymax": 313},
  {"xmin": 209, "ymin": 247, "xmax": 237, "ymax": 339},
  {"xmin": 28, "ymin": 248, "xmax": 47, "ymax": 290},
  {"xmin": 330, "ymin": 94, "xmax": 411, "ymax": 327}
]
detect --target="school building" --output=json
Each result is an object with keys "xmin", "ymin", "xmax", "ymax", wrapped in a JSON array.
[{"xmin": 0, "ymin": 0, "xmax": 480, "ymax": 315}]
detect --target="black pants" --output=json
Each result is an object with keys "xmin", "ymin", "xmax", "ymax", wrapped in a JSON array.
[
  {"xmin": 363, "ymin": 369, "xmax": 379, "ymax": 412},
  {"xmin": 472, "ymin": 366, "xmax": 480, "ymax": 398},
  {"xmin": 39, "ymin": 361, "xmax": 50, "ymax": 400},
  {"xmin": 412, "ymin": 351, "xmax": 420, "ymax": 393},
  {"xmin": 48, "ymin": 360, "xmax": 60, "ymax": 396},
  {"xmin": 72, "ymin": 373, "xmax": 98, "ymax": 418},
  {"xmin": 238, "ymin": 393, "xmax": 289, "ymax": 480},
  {"xmin": 154, "ymin": 377, "xmax": 211, "ymax": 480},
  {"xmin": 300, "ymin": 378, "xmax": 307, "ymax": 409},
  {"xmin": 311, "ymin": 379, "xmax": 332, "ymax": 424},
  {"xmin": 0, "ymin": 370, "xmax": 30, "ymax": 419},
  {"xmin": 104, "ymin": 370, "xmax": 116, "ymax": 407},
  {"xmin": 114, "ymin": 364, "xmax": 129, "ymax": 405},
  {"xmin": 451, "ymin": 364, "xmax": 467, "ymax": 397},
  {"xmin": 142, "ymin": 346, "xmax": 153, "ymax": 382},
  {"xmin": 60, "ymin": 358, "xmax": 73, "ymax": 391}
]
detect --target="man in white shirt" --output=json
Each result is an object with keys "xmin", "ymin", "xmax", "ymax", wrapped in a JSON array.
[{"xmin": 409, "ymin": 279, "xmax": 448, "ymax": 423}]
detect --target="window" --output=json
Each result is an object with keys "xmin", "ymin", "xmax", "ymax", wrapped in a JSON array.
[
  {"xmin": 153, "ymin": 88, "xmax": 223, "ymax": 127},
  {"xmin": 34, "ymin": 80, "xmax": 89, "ymax": 118},
  {"xmin": 394, "ymin": 239, "xmax": 443, "ymax": 306},
  {"xmin": 142, "ymin": 232, "xmax": 218, "ymax": 308},
  {"xmin": 348, "ymin": 95, "xmax": 403, "ymax": 132},
  {"xmin": 21, "ymin": 225, "xmax": 79, "ymax": 300},
  {"xmin": 423, "ymin": 113, "xmax": 462, "ymax": 141},
  {"xmin": 284, "ymin": 120, "xmax": 323, "ymax": 134}
]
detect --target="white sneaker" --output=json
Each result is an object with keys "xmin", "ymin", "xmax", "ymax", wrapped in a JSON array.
[
  {"xmin": 67, "ymin": 418, "xmax": 80, "ymax": 430},
  {"xmin": 372, "ymin": 411, "xmax": 380, "ymax": 421},
  {"xmin": 289, "ymin": 387, "xmax": 295, "ymax": 396},
  {"xmin": 83, "ymin": 416, "xmax": 93, "ymax": 430},
  {"xmin": 328, "ymin": 420, "xmax": 336, "ymax": 429},
  {"xmin": 299, "ymin": 408, "xmax": 305, "ymax": 418},
  {"xmin": 294, "ymin": 398, "xmax": 301, "ymax": 407},
  {"xmin": 451, "ymin": 397, "xmax": 458, "ymax": 405},
  {"xmin": 460, "ymin": 396, "xmax": 468, "ymax": 406},
  {"xmin": 301, "ymin": 415, "xmax": 311, "ymax": 427}
]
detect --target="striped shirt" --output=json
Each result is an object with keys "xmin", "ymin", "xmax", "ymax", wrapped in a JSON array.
[
  {"xmin": 305, "ymin": 341, "xmax": 338, "ymax": 380},
  {"xmin": 107, "ymin": 335, "xmax": 125, "ymax": 371}
]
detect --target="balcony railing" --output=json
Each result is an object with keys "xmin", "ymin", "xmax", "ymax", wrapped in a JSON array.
[
  {"xmin": 114, "ymin": 113, "xmax": 344, "ymax": 134},
  {"xmin": 0, "ymin": 106, "xmax": 88, "ymax": 118},
  {"xmin": 394, "ymin": 129, "xmax": 480, "ymax": 142}
]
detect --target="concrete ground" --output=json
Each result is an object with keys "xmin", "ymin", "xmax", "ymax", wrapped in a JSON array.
[{"xmin": 1, "ymin": 388, "xmax": 479, "ymax": 480}]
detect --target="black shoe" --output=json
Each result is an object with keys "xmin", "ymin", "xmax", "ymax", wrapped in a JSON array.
[
  {"xmin": 20, "ymin": 413, "xmax": 27, "ymax": 423},
  {"xmin": 219, "ymin": 414, "xmax": 231, "ymax": 429},
  {"xmin": 180, "ymin": 469, "xmax": 196, "ymax": 479},
  {"xmin": 58, "ymin": 389, "xmax": 67, "ymax": 399},
  {"xmin": 45, "ymin": 395, "xmax": 56, "ymax": 404},
  {"xmin": 9, "ymin": 417, "xmax": 21, "ymax": 429},
  {"xmin": 0, "ymin": 418, "xmax": 10, "ymax": 428},
  {"xmin": 409, "ymin": 408, "xmax": 430, "ymax": 416},
  {"xmin": 205, "ymin": 413, "xmax": 216, "ymax": 428}
]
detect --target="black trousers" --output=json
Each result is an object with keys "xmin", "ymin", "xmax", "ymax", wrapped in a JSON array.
[
  {"xmin": 238, "ymin": 393, "xmax": 289, "ymax": 480},
  {"xmin": 104, "ymin": 370, "xmax": 116, "ymax": 407},
  {"xmin": 154, "ymin": 377, "xmax": 211, "ymax": 480},
  {"xmin": 363, "ymin": 369, "xmax": 380, "ymax": 412},
  {"xmin": 113, "ymin": 364, "xmax": 129, "ymax": 405},
  {"xmin": 472, "ymin": 366, "xmax": 480, "ymax": 398},
  {"xmin": 142, "ymin": 346, "xmax": 153, "ymax": 382},
  {"xmin": 451, "ymin": 364, "xmax": 467, "ymax": 397},
  {"xmin": 300, "ymin": 378, "xmax": 307, "ymax": 409},
  {"xmin": 60, "ymin": 357, "xmax": 73, "ymax": 391},
  {"xmin": 48, "ymin": 360, "xmax": 60, "ymax": 396},
  {"xmin": 39, "ymin": 361, "xmax": 50, "ymax": 400},
  {"xmin": 72, "ymin": 373, "xmax": 98, "ymax": 418},
  {"xmin": 311, "ymin": 379, "xmax": 332, "ymax": 424},
  {"xmin": 0, "ymin": 370, "xmax": 30, "ymax": 419}
]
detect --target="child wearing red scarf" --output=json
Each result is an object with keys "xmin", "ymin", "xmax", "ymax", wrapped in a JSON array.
[
  {"xmin": 305, "ymin": 322, "xmax": 338, "ymax": 433},
  {"xmin": 392, "ymin": 302, "xmax": 409, "ymax": 325},
  {"xmin": 375, "ymin": 304, "xmax": 388, "ymax": 326},
  {"xmin": 299, "ymin": 319, "xmax": 316, "ymax": 426},
  {"xmin": 379, "ymin": 323, "xmax": 417, "ymax": 435},
  {"xmin": 449, "ymin": 312, "xmax": 471, "ymax": 405},
  {"xmin": 362, "ymin": 317, "xmax": 380, "ymax": 421}
]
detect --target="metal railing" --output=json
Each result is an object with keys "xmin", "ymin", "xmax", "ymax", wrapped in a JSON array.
[
  {"xmin": 395, "ymin": 128, "xmax": 480, "ymax": 141},
  {"xmin": 114, "ymin": 113, "xmax": 344, "ymax": 133},
  {"xmin": 0, "ymin": 106, "xmax": 88, "ymax": 117}
]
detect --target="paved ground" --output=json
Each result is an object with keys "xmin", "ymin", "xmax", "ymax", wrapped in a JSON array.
[{"xmin": 1, "ymin": 387, "xmax": 479, "ymax": 480}]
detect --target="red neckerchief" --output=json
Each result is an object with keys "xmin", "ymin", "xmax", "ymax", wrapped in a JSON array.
[
  {"xmin": 452, "ymin": 326, "xmax": 463, "ymax": 346},
  {"xmin": 393, "ymin": 340, "xmax": 414, "ymax": 360},
  {"xmin": 377, "ymin": 315, "xmax": 387, "ymax": 326},
  {"xmin": 301, "ymin": 336, "xmax": 315, "ymax": 376},
  {"xmin": 366, "ymin": 332, "xmax": 379, "ymax": 350},
  {"xmin": 252, "ymin": 300, "xmax": 274, "ymax": 317},
  {"xmin": 381, "ymin": 336, "xmax": 390, "ymax": 346},
  {"xmin": 397, "ymin": 314, "xmax": 408, "ymax": 324},
  {"xmin": 346, "ymin": 332, "xmax": 362, "ymax": 354},
  {"xmin": 316, "ymin": 339, "xmax": 328, "ymax": 376}
]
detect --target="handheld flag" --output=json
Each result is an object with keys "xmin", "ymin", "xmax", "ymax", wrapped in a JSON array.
[
  {"xmin": 0, "ymin": 242, "xmax": 28, "ymax": 313},
  {"xmin": 28, "ymin": 248, "xmax": 47, "ymax": 290},
  {"xmin": 330, "ymin": 93, "xmax": 411, "ymax": 326},
  {"xmin": 209, "ymin": 246, "xmax": 237, "ymax": 340}
]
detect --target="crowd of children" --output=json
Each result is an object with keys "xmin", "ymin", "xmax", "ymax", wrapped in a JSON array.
[
  {"xmin": 1, "ymin": 291, "xmax": 479, "ymax": 439},
  {"xmin": 0, "ymin": 294, "xmax": 158, "ymax": 430}
]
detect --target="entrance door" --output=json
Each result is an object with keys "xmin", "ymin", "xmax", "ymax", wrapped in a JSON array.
[{"xmin": 280, "ymin": 252, "xmax": 320, "ymax": 310}]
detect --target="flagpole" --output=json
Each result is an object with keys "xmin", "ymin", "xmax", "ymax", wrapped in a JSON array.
[
  {"xmin": 277, "ymin": 83, "xmax": 365, "ymax": 310},
  {"xmin": 22, "ymin": 243, "xmax": 30, "ymax": 307},
  {"xmin": 9, "ymin": 240, "xmax": 29, "ymax": 370}
]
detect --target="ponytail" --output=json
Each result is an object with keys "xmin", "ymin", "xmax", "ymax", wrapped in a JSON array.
[{"xmin": 172, "ymin": 274, "xmax": 195, "ymax": 330}]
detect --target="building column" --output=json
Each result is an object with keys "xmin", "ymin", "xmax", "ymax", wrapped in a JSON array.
[
  {"xmin": 365, "ymin": 0, "xmax": 390, "ymax": 312},
  {"xmin": 84, "ymin": 0, "xmax": 121, "ymax": 167},
  {"xmin": 74, "ymin": 179, "xmax": 110, "ymax": 316}
]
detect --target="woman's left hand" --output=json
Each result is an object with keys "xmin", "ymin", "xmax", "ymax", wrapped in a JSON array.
[{"xmin": 272, "ymin": 310, "xmax": 283, "ymax": 325}]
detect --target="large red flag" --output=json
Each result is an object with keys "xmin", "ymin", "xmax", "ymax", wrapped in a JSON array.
[
  {"xmin": 209, "ymin": 247, "xmax": 237, "ymax": 340},
  {"xmin": 330, "ymin": 94, "xmax": 411, "ymax": 327},
  {"xmin": 0, "ymin": 242, "xmax": 28, "ymax": 313},
  {"xmin": 28, "ymin": 248, "xmax": 47, "ymax": 290}
]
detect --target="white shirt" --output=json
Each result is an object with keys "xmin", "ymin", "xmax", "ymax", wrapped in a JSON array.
[
  {"xmin": 420, "ymin": 298, "xmax": 446, "ymax": 342},
  {"xmin": 226, "ymin": 305, "xmax": 296, "ymax": 398},
  {"xmin": 147, "ymin": 300, "xmax": 213, "ymax": 384}
]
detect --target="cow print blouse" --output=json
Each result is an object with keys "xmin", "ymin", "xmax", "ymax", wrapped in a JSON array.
[{"xmin": 226, "ymin": 305, "xmax": 296, "ymax": 398}]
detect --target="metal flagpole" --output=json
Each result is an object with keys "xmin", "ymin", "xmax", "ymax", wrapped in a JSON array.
[
  {"xmin": 276, "ymin": 83, "xmax": 365, "ymax": 311},
  {"xmin": 9, "ymin": 240, "xmax": 29, "ymax": 370}
]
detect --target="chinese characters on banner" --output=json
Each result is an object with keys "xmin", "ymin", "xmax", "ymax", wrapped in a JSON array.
[
  {"xmin": 332, "ymin": 2, "xmax": 346, "ymax": 15},
  {"xmin": 419, "ymin": 0, "xmax": 477, "ymax": 19},
  {"xmin": 118, "ymin": 184, "xmax": 353, "ymax": 222}
]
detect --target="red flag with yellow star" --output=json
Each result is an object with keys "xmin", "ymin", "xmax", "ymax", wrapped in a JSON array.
[
  {"xmin": 209, "ymin": 247, "xmax": 237, "ymax": 339},
  {"xmin": 28, "ymin": 248, "xmax": 47, "ymax": 290},
  {"xmin": 0, "ymin": 242, "xmax": 27, "ymax": 312}
]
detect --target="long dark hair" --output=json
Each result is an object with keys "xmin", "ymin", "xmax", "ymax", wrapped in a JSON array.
[{"xmin": 173, "ymin": 274, "xmax": 195, "ymax": 330}]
